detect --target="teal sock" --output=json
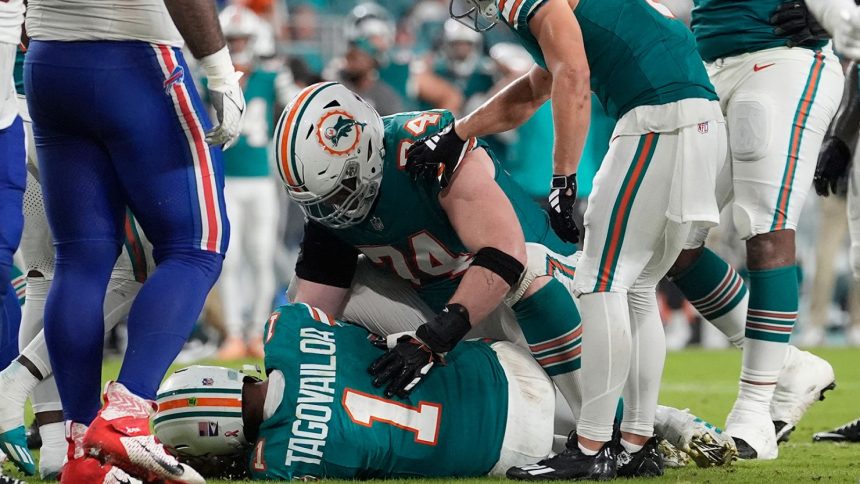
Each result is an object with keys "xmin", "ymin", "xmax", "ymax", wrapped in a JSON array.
[
  {"xmin": 745, "ymin": 266, "xmax": 798, "ymax": 344},
  {"xmin": 514, "ymin": 278, "xmax": 583, "ymax": 421},
  {"xmin": 672, "ymin": 248, "xmax": 748, "ymax": 347}
]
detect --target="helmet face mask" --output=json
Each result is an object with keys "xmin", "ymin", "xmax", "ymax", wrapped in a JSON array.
[
  {"xmin": 449, "ymin": 0, "xmax": 498, "ymax": 32},
  {"xmin": 275, "ymin": 83, "xmax": 385, "ymax": 230}
]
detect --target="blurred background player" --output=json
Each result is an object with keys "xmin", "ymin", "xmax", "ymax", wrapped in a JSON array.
[
  {"xmin": 23, "ymin": 0, "xmax": 246, "ymax": 481},
  {"xmin": 665, "ymin": 0, "xmax": 843, "ymax": 460},
  {"xmin": 215, "ymin": 5, "xmax": 286, "ymax": 361},
  {"xmin": 153, "ymin": 302, "xmax": 556, "ymax": 480}
]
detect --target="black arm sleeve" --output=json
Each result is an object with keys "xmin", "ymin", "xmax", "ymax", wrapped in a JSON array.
[
  {"xmin": 294, "ymin": 220, "xmax": 360, "ymax": 289},
  {"xmin": 829, "ymin": 61, "xmax": 860, "ymax": 152}
]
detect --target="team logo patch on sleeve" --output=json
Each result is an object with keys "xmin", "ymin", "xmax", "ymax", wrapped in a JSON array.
[{"xmin": 316, "ymin": 110, "xmax": 366, "ymax": 156}]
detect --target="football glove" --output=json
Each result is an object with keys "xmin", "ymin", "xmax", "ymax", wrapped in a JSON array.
[
  {"xmin": 771, "ymin": 0, "xmax": 830, "ymax": 47},
  {"xmin": 405, "ymin": 123, "xmax": 470, "ymax": 188},
  {"xmin": 368, "ymin": 333, "xmax": 442, "ymax": 399},
  {"xmin": 548, "ymin": 173, "xmax": 580, "ymax": 244},
  {"xmin": 368, "ymin": 304, "xmax": 470, "ymax": 398},
  {"xmin": 200, "ymin": 47, "xmax": 246, "ymax": 150},
  {"xmin": 814, "ymin": 137, "xmax": 852, "ymax": 196}
]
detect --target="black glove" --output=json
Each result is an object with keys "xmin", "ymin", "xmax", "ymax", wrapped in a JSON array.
[
  {"xmin": 405, "ymin": 123, "xmax": 468, "ymax": 188},
  {"xmin": 368, "ymin": 304, "xmax": 470, "ymax": 398},
  {"xmin": 814, "ymin": 137, "xmax": 853, "ymax": 196},
  {"xmin": 771, "ymin": 0, "xmax": 830, "ymax": 48},
  {"xmin": 548, "ymin": 174, "xmax": 580, "ymax": 244}
]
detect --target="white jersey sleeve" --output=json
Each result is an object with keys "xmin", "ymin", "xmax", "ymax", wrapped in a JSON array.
[
  {"xmin": 26, "ymin": 0, "xmax": 183, "ymax": 46},
  {"xmin": 0, "ymin": 0, "xmax": 24, "ymax": 45}
]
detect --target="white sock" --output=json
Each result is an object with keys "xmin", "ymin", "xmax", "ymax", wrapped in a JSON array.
[
  {"xmin": 738, "ymin": 339, "xmax": 785, "ymax": 409},
  {"xmin": 577, "ymin": 292, "xmax": 632, "ymax": 443},
  {"xmin": 0, "ymin": 361, "xmax": 40, "ymax": 430},
  {"xmin": 621, "ymin": 291, "xmax": 665, "ymax": 438},
  {"xmin": 709, "ymin": 290, "xmax": 748, "ymax": 348},
  {"xmin": 621, "ymin": 439, "xmax": 644, "ymax": 454},
  {"xmin": 578, "ymin": 442, "xmax": 598, "ymax": 456},
  {"xmin": 38, "ymin": 421, "xmax": 67, "ymax": 479}
]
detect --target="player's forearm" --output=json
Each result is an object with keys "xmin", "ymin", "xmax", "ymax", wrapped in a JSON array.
[
  {"xmin": 829, "ymin": 61, "xmax": 860, "ymax": 149},
  {"xmin": 163, "ymin": 0, "xmax": 225, "ymax": 59},
  {"xmin": 454, "ymin": 69, "xmax": 548, "ymax": 140},
  {"xmin": 549, "ymin": 66, "xmax": 590, "ymax": 176},
  {"xmin": 448, "ymin": 267, "xmax": 516, "ymax": 326},
  {"xmin": 806, "ymin": 0, "xmax": 856, "ymax": 35}
]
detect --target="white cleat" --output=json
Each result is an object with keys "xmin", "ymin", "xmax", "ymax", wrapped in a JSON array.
[
  {"xmin": 724, "ymin": 400, "xmax": 778, "ymax": 460},
  {"xmin": 771, "ymin": 346, "xmax": 836, "ymax": 443},
  {"xmin": 654, "ymin": 405, "xmax": 737, "ymax": 467},
  {"xmin": 657, "ymin": 439, "xmax": 690, "ymax": 468}
]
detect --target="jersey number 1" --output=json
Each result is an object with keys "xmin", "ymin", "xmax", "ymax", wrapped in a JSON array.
[{"xmin": 342, "ymin": 388, "xmax": 442, "ymax": 445}]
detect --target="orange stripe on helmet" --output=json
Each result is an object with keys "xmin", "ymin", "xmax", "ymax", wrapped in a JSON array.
[
  {"xmin": 158, "ymin": 397, "xmax": 242, "ymax": 411},
  {"xmin": 278, "ymin": 82, "xmax": 330, "ymax": 187}
]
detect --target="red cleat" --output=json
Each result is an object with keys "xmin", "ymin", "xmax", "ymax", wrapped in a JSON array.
[
  {"xmin": 59, "ymin": 422, "xmax": 141, "ymax": 484},
  {"xmin": 83, "ymin": 382, "xmax": 204, "ymax": 484}
]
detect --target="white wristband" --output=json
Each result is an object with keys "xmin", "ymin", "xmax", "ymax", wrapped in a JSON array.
[{"xmin": 199, "ymin": 46, "xmax": 237, "ymax": 88}]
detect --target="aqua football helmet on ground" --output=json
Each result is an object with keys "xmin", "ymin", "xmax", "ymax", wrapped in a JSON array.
[
  {"xmin": 154, "ymin": 366, "xmax": 251, "ymax": 458},
  {"xmin": 274, "ymin": 82, "xmax": 385, "ymax": 229}
]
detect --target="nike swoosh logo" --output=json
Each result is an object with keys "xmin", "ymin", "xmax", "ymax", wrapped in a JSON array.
[
  {"xmin": 139, "ymin": 441, "xmax": 183, "ymax": 475},
  {"xmin": 753, "ymin": 63, "xmax": 775, "ymax": 72}
]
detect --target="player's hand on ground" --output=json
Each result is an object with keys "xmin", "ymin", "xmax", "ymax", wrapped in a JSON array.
[
  {"xmin": 206, "ymin": 72, "xmax": 246, "ymax": 150},
  {"xmin": 770, "ymin": 0, "xmax": 830, "ymax": 47},
  {"xmin": 405, "ymin": 123, "xmax": 468, "ymax": 188},
  {"xmin": 368, "ymin": 333, "xmax": 442, "ymax": 399},
  {"xmin": 548, "ymin": 173, "xmax": 581, "ymax": 244},
  {"xmin": 814, "ymin": 137, "xmax": 852, "ymax": 196}
]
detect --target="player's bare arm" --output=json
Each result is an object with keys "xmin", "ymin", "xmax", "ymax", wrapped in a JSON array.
[
  {"xmin": 163, "ymin": 0, "xmax": 225, "ymax": 58},
  {"xmin": 290, "ymin": 278, "xmax": 351, "ymax": 318},
  {"xmin": 164, "ymin": 0, "xmax": 247, "ymax": 148},
  {"xmin": 439, "ymin": 148, "xmax": 527, "ymax": 324},
  {"xmin": 806, "ymin": 0, "xmax": 860, "ymax": 58}
]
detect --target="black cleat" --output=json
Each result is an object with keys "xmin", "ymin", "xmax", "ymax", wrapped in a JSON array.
[
  {"xmin": 732, "ymin": 437, "xmax": 757, "ymax": 459},
  {"xmin": 507, "ymin": 435, "xmax": 617, "ymax": 481},
  {"xmin": 26, "ymin": 421, "xmax": 41, "ymax": 450},
  {"xmin": 616, "ymin": 436, "xmax": 664, "ymax": 478},
  {"xmin": 813, "ymin": 418, "xmax": 860, "ymax": 443}
]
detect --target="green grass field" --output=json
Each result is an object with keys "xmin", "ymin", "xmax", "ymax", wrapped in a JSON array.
[{"xmin": 5, "ymin": 347, "xmax": 859, "ymax": 483}]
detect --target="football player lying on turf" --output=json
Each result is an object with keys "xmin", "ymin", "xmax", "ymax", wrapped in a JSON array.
[
  {"xmin": 154, "ymin": 302, "xmax": 557, "ymax": 480},
  {"xmin": 275, "ymin": 82, "xmax": 593, "ymax": 447},
  {"xmin": 152, "ymin": 303, "xmax": 736, "ymax": 480}
]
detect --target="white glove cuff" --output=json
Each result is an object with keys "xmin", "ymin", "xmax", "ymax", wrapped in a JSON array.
[{"xmin": 199, "ymin": 46, "xmax": 239, "ymax": 89}]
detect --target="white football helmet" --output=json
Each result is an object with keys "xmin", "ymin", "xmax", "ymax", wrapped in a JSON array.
[
  {"xmin": 154, "ymin": 366, "xmax": 251, "ymax": 457},
  {"xmin": 449, "ymin": 0, "xmax": 498, "ymax": 32},
  {"xmin": 274, "ymin": 82, "xmax": 385, "ymax": 229},
  {"xmin": 219, "ymin": 5, "xmax": 263, "ymax": 65}
]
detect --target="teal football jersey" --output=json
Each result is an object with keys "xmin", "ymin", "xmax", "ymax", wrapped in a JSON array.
[
  {"xmin": 330, "ymin": 109, "xmax": 575, "ymax": 310},
  {"xmin": 222, "ymin": 69, "xmax": 278, "ymax": 178},
  {"xmin": 497, "ymin": 0, "xmax": 717, "ymax": 119},
  {"xmin": 692, "ymin": 0, "xmax": 828, "ymax": 62},
  {"xmin": 249, "ymin": 303, "xmax": 510, "ymax": 479}
]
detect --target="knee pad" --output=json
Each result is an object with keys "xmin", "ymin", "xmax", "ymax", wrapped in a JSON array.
[{"xmin": 728, "ymin": 98, "xmax": 771, "ymax": 162}]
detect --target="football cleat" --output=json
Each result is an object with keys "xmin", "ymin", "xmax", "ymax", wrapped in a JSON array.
[
  {"xmin": 60, "ymin": 422, "xmax": 142, "ymax": 484},
  {"xmin": 0, "ymin": 426, "xmax": 35, "ymax": 475},
  {"xmin": 616, "ymin": 437, "xmax": 664, "ymax": 478},
  {"xmin": 813, "ymin": 418, "xmax": 860, "ymax": 443},
  {"xmin": 654, "ymin": 405, "xmax": 736, "ymax": 467},
  {"xmin": 0, "ymin": 473, "xmax": 24, "ymax": 484},
  {"xmin": 506, "ymin": 433, "xmax": 617, "ymax": 481},
  {"xmin": 83, "ymin": 382, "xmax": 204, "ymax": 484},
  {"xmin": 771, "ymin": 346, "xmax": 836, "ymax": 443},
  {"xmin": 657, "ymin": 439, "xmax": 690, "ymax": 468},
  {"xmin": 725, "ymin": 400, "xmax": 778, "ymax": 460}
]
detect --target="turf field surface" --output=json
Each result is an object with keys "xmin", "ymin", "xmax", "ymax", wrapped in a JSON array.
[{"xmin": 6, "ymin": 347, "xmax": 859, "ymax": 483}]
